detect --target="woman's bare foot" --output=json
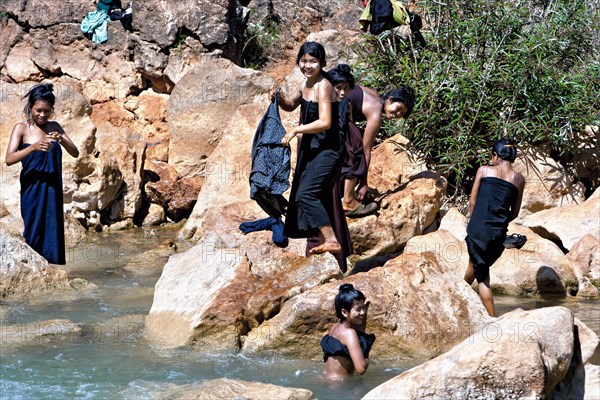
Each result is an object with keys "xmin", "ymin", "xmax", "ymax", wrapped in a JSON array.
[{"xmin": 310, "ymin": 241, "xmax": 342, "ymax": 254}]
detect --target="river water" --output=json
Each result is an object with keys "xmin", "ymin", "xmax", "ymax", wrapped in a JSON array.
[{"xmin": 0, "ymin": 227, "xmax": 598, "ymax": 399}]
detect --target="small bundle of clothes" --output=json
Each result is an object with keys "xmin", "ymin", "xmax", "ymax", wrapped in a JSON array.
[{"xmin": 81, "ymin": 0, "xmax": 133, "ymax": 44}]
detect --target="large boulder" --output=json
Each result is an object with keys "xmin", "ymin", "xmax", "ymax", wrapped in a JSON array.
[
  {"xmin": 406, "ymin": 214, "xmax": 584, "ymax": 296},
  {"xmin": 167, "ymin": 59, "xmax": 276, "ymax": 178},
  {"xmin": 363, "ymin": 307, "xmax": 579, "ymax": 399},
  {"xmin": 147, "ymin": 378, "xmax": 313, "ymax": 400},
  {"xmin": 568, "ymin": 234, "xmax": 600, "ymax": 283},
  {"xmin": 179, "ymin": 99, "xmax": 298, "ymax": 241},
  {"xmin": 0, "ymin": 225, "xmax": 70, "ymax": 298},
  {"xmin": 133, "ymin": 0, "xmax": 247, "ymax": 61},
  {"xmin": 523, "ymin": 188, "xmax": 600, "ymax": 251},
  {"xmin": 146, "ymin": 207, "xmax": 341, "ymax": 349},
  {"xmin": 242, "ymin": 252, "xmax": 490, "ymax": 360},
  {"xmin": 347, "ymin": 171, "xmax": 446, "ymax": 257},
  {"xmin": 513, "ymin": 145, "xmax": 586, "ymax": 222},
  {"xmin": 367, "ymin": 134, "xmax": 428, "ymax": 194}
]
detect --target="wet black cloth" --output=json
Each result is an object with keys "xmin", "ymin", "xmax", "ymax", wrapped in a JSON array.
[
  {"xmin": 321, "ymin": 332, "xmax": 376, "ymax": 362},
  {"xmin": 249, "ymin": 92, "xmax": 291, "ymax": 219},
  {"xmin": 466, "ymin": 177, "xmax": 518, "ymax": 282},
  {"xmin": 284, "ymin": 98, "xmax": 344, "ymax": 238},
  {"xmin": 19, "ymin": 142, "xmax": 65, "ymax": 265}
]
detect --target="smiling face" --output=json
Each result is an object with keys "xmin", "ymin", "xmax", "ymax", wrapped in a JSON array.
[
  {"xmin": 342, "ymin": 299, "xmax": 366, "ymax": 327},
  {"xmin": 298, "ymin": 53, "xmax": 322, "ymax": 79},
  {"xmin": 31, "ymin": 99, "xmax": 53, "ymax": 126},
  {"xmin": 383, "ymin": 99, "xmax": 408, "ymax": 119}
]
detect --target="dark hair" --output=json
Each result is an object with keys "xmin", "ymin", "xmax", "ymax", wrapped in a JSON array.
[
  {"xmin": 23, "ymin": 83, "xmax": 55, "ymax": 124},
  {"xmin": 327, "ymin": 64, "xmax": 355, "ymax": 89},
  {"xmin": 381, "ymin": 85, "xmax": 415, "ymax": 119},
  {"xmin": 296, "ymin": 41, "xmax": 327, "ymax": 69},
  {"xmin": 334, "ymin": 284, "xmax": 366, "ymax": 320},
  {"xmin": 492, "ymin": 138, "xmax": 517, "ymax": 162}
]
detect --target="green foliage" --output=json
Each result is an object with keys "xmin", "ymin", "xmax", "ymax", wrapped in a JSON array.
[
  {"xmin": 352, "ymin": 0, "xmax": 600, "ymax": 192},
  {"xmin": 242, "ymin": 10, "xmax": 282, "ymax": 69}
]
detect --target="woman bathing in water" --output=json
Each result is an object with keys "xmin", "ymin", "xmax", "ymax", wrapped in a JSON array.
[{"xmin": 321, "ymin": 284, "xmax": 375, "ymax": 379}]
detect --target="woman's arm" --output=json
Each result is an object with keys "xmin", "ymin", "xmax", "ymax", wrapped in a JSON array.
[
  {"xmin": 468, "ymin": 167, "xmax": 484, "ymax": 217},
  {"xmin": 340, "ymin": 329, "xmax": 369, "ymax": 375},
  {"xmin": 509, "ymin": 176, "xmax": 525, "ymax": 221},
  {"xmin": 278, "ymin": 87, "xmax": 302, "ymax": 112},
  {"xmin": 5, "ymin": 123, "xmax": 51, "ymax": 166}
]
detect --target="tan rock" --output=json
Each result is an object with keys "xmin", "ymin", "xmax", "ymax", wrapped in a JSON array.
[
  {"xmin": 489, "ymin": 224, "xmax": 579, "ymax": 296},
  {"xmin": 438, "ymin": 207, "xmax": 468, "ymax": 241},
  {"xmin": 368, "ymin": 134, "xmax": 428, "ymax": 194},
  {"xmin": 146, "ymin": 210, "xmax": 340, "ymax": 350},
  {"xmin": 142, "ymin": 204, "xmax": 166, "ymax": 227},
  {"xmin": 567, "ymin": 234, "xmax": 600, "ymax": 282},
  {"xmin": 242, "ymin": 252, "xmax": 489, "ymax": 360},
  {"xmin": 5, "ymin": 42, "xmax": 41, "ymax": 82},
  {"xmin": 145, "ymin": 176, "xmax": 204, "ymax": 222},
  {"xmin": 363, "ymin": 307, "xmax": 575, "ymax": 399},
  {"xmin": 180, "ymin": 101, "xmax": 273, "ymax": 241},
  {"xmin": 0, "ymin": 224, "xmax": 70, "ymax": 299},
  {"xmin": 167, "ymin": 58, "xmax": 276, "ymax": 177},
  {"xmin": 348, "ymin": 171, "xmax": 446, "ymax": 257},
  {"xmin": 153, "ymin": 378, "xmax": 313, "ymax": 400},
  {"xmin": 0, "ymin": 18, "xmax": 24, "ymax": 71},
  {"xmin": 513, "ymin": 145, "xmax": 585, "ymax": 222},
  {"xmin": 523, "ymin": 188, "xmax": 600, "ymax": 251}
]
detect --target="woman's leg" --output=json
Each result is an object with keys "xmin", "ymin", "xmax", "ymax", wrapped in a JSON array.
[
  {"xmin": 464, "ymin": 260, "xmax": 476, "ymax": 285},
  {"xmin": 342, "ymin": 177, "xmax": 359, "ymax": 211},
  {"xmin": 478, "ymin": 277, "xmax": 496, "ymax": 317}
]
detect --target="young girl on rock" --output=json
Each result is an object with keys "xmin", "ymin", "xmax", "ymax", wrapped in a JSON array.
[
  {"xmin": 321, "ymin": 283, "xmax": 375, "ymax": 379},
  {"xmin": 5, "ymin": 83, "xmax": 79, "ymax": 264},
  {"xmin": 276, "ymin": 42, "xmax": 351, "ymax": 261}
]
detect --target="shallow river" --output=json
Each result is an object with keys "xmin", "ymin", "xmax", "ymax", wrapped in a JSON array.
[{"xmin": 1, "ymin": 227, "xmax": 598, "ymax": 399}]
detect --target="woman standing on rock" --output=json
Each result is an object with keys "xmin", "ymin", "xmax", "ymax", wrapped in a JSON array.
[
  {"xmin": 464, "ymin": 138, "xmax": 525, "ymax": 316},
  {"xmin": 321, "ymin": 284, "xmax": 375, "ymax": 379},
  {"xmin": 276, "ymin": 42, "xmax": 351, "ymax": 258},
  {"xmin": 5, "ymin": 83, "xmax": 79, "ymax": 265}
]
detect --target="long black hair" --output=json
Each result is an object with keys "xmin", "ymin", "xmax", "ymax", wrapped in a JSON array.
[
  {"xmin": 492, "ymin": 138, "xmax": 517, "ymax": 163},
  {"xmin": 327, "ymin": 64, "xmax": 355, "ymax": 89},
  {"xmin": 296, "ymin": 41, "xmax": 331, "ymax": 81},
  {"xmin": 23, "ymin": 83, "xmax": 55, "ymax": 124},
  {"xmin": 381, "ymin": 86, "xmax": 415, "ymax": 119},
  {"xmin": 334, "ymin": 283, "xmax": 366, "ymax": 320}
]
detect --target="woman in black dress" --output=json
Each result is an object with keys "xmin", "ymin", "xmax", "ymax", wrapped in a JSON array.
[
  {"xmin": 277, "ymin": 42, "xmax": 350, "ymax": 257},
  {"xmin": 464, "ymin": 139, "xmax": 525, "ymax": 316}
]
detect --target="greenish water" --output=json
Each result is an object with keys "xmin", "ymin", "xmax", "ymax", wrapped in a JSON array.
[
  {"xmin": 0, "ymin": 228, "xmax": 598, "ymax": 399},
  {"xmin": 0, "ymin": 228, "xmax": 414, "ymax": 400}
]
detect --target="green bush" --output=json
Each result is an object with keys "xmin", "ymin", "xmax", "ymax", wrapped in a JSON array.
[
  {"xmin": 352, "ymin": 0, "xmax": 599, "ymax": 193},
  {"xmin": 241, "ymin": 10, "xmax": 282, "ymax": 69}
]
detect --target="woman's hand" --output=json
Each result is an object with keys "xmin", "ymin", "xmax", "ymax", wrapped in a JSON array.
[
  {"xmin": 47, "ymin": 131, "xmax": 63, "ymax": 143},
  {"xmin": 31, "ymin": 138, "xmax": 53, "ymax": 152},
  {"xmin": 281, "ymin": 131, "xmax": 296, "ymax": 146},
  {"xmin": 356, "ymin": 184, "xmax": 370, "ymax": 202}
]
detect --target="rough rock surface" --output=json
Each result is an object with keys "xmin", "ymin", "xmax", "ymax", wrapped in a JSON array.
[
  {"xmin": 523, "ymin": 188, "xmax": 599, "ymax": 251},
  {"xmin": 363, "ymin": 307, "xmax": 578, "ymax": 399},
  {"xmin": 0, "ymin": 225, "xmax": 70, "ymax": 298},
  {"xmin": 242, "ymin": 251, "xmax": 490, "ymax": 360}
]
